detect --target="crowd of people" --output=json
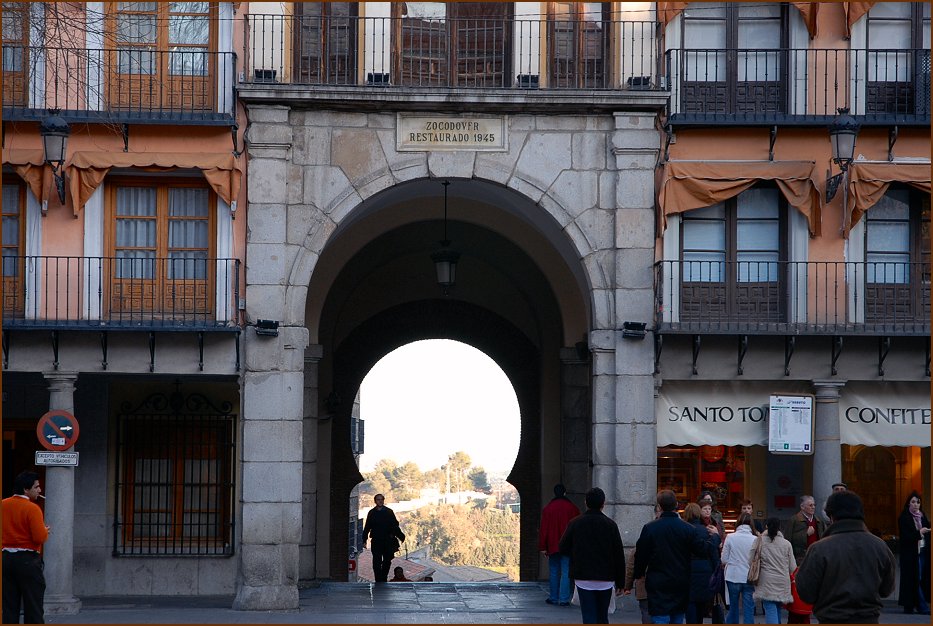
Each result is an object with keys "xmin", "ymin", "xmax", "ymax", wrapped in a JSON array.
[{"xmin": 539, "ymin": 484, "xmax": 929, "ymax": 625}]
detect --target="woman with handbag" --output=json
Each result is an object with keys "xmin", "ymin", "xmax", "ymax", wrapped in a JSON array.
[
  {"xmin": 753, "ymin": 517, "xmax": 796, "ymax": 624},
  {"xmin": 721, "ymin": 514, "xmax": 757, "ymax": 623}
]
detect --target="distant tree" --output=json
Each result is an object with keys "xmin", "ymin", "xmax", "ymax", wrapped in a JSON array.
[
  {"xmin": 359, "ymin": 471, "xmax": 392, "ymax": 502},
  {"xmin": 467, "ymin": 467, "xmax": 491, "ymax": 493},
  {"xmin": 392, "ymin": 461, "xmax": 423, "ymax": 501},
  {"xmin": 447, "ymin": 451, "xmax": 471, "ymax": 494},
  {"xmin": 422, "ymin": 468, "xmax": 444, "ymax": 489}
]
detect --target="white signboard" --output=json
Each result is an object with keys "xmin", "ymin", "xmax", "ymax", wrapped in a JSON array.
[
  {"xmin": 656, "ymin": 383, "xmax": 777, "ymax": 446},
  {"xmin": 35, "ymin": 451, "xmax": 79, "ymax": 466},
  {"xmin": 840, "ymin": 385, "xmax": 931, "ymax": 447},
  {"xmin": 768, "ymin": 395, "xmax": 814, "ymax": 454},
  {"xmin": 397, "ymin": 114, "xmax": 508, "ymax": 152}
]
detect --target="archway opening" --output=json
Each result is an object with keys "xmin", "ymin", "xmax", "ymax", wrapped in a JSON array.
[{"xmin": 350, "ymin": 339, "xmax": 522, "ymax": 581}]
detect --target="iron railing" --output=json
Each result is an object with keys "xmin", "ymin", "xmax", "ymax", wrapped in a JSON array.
[
  {"xmin": 655, "ymin": 260, "xmax": 931, "ymax": 335},
  {"xmin": 666, "ymin": 47, "xmax": 932, "ymax": 123},
  {"xmin": 1, "ymin": 256, "xmax": 241, "ymax": 330},
  {"xmin": 1, "ymin": 46, "xmax": 236, "ymax": 123},
  {"xmin": 243, "ymin": 14, "xmax": 661, "ymax": 90}
]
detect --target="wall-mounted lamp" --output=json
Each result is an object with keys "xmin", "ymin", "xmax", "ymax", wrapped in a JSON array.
[
  {"xmin": 39, "ymin": 109, "xmax": 70, "ymax": 204},
  {"xmin": 826, "ymin": 107, "xmax": 860, "ymax": 203},
  {"xmin": 254, "ymin": 319, "xmax": 279, "ymax": 337},
  {"xmin": 430, "ymin": 180, "xmax": 460, "ymax": 296},
  {"xmin": 622, "ymin": 321, "xmax": 647, "ymax": 340}
]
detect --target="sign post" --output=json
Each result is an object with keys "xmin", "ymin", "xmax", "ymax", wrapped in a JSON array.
[{"xmin": 768, "ymin": 394, "xmax": 815, "ymax": 454}]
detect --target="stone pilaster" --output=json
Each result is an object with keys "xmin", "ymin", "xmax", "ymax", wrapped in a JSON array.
[
  {"xmin": 300, "ymin": 344, "xmax": 324, "ymax": 582},
  {"xmin": 812, "ymin": 379, "xmax": 846, "ymax": 522},
  {"xmin": 42, "ymin": 372, "xmax": 81, "ymax": 616}
]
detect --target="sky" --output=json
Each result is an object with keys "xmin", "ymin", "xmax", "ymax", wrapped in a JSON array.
[{"xmin": 358, "ymin": 339, "xmax": 521, "ymax": 476}]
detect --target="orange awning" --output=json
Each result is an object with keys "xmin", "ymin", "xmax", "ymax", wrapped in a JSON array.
[
  {"xmin": 67, "ymin": 151, "xmax": 243, "ymax": 217},
  {"xmin": 659, "ymin": 2, "xmax": 819, "ymax": 38},
  {"xmin": 846, "ymin": 161, "xmax": 932, "ymax": 233},
  {"xmin": 845, "ymin": 2, "xmax": 877, "ymax": 38},
  {"xmin": 2, "ymin": 148, "xmax": 50, "ymax": 209},
  {"xmin": 658, "ymin": 160, "xmax": 822, "ymax": 236}
]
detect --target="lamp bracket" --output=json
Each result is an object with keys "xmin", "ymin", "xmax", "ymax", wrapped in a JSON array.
[
  {"xmin": 121, "ymin": 123, "xmax": 130, "ymax": 152},
  {"xmin": 768, "ymin": 125, "xmax": 777, "ymax": 161},
  {"xmin": 826, "ymin": 169, "xmax": 845, "ymax": 203},
  {"xmin": 887, "ymin": 126, "xmax": 898, "ymax": 162}
]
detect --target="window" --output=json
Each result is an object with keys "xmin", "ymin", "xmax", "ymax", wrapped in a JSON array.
[
  {"xmin": 680, "ymin": 187, "xmax": 786, "ymax": 323},
  {"xmin": 548, "ymin": 2, "xmax": 609, "ymax": 88},
  {"xmin": 1, "ymin": 2, "xmax": 28, "ymax": 107},
  {"xmin": 394, "ymin": 2, "xmax": 511, "ymax": 87},
  {"xmin": 293, "ymin": 2, "xmax": 357, "ymax": 84},
  {"xmin": 680, "ymin": 2, "xmax": 787, "ymax": 114},
  {"xmin": 106, "ymin": 179, "xmax": 214, "ymax": 318},
  {"xmin": 106, "ymin": 2, "xmax": 216, "ymax": 111},
  {"xmin": 863, "ymin": 187, "xmax": 930, "ymax": 324},
  {"xmin": 865, "ymin": 2, "xmax": 931, "ymax": 115},
  {"xmin": 1, "ymin": 179, "xmax": 25, "ymax": 316},
  {"xmin": 115, "ymin": 398, "xmax": 235, "ymax": 556}
]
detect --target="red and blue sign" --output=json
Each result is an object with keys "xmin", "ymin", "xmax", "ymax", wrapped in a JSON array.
[{"xmin": 36, "ymin": 410, "xmax": 80, "ymax": 452}]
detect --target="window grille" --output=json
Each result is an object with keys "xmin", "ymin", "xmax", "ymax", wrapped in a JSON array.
[{"xmin": 114, "ymin": 389, "xmax": 236, "ymax": 556}]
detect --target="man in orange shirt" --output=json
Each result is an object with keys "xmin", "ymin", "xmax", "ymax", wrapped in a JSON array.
[{"xmin": 2, "ymin": 471, "xmax": 50, "ymax": 624}]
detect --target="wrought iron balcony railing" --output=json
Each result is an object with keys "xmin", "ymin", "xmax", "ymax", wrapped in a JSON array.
[
  {"xmin": 2, "ymin": 256, "xmax": 241, "ymax": 331},
  {"xmin": 1, "ymin": 47, "xmax": 236, "ymax": 124},
  {"xmin": 243, "ymin": 14, "xmax": 661, "ymax": 91},
  {"xmin": 666, "ymin": 47, "xmax": 931, "ymax": 124},
  {"xmin": 655, "ymin": 260, "xmax": 931, "ymax": 335}
]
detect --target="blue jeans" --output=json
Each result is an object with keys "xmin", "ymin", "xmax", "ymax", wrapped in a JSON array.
[
  {"xmin": 577, "ymin": 587, "xmax": 612, "ymax": 624},
  {"xmin": 726, "ymin": 581, "xmax": 755, "ymax": 624},
  {"xmin": 548, "ymin": 553, "xmax": 571, "ymax": 603},
  {"xmin": 761, "ymin": 600, "xmax": 782, "ymax": 624},
  {"xmin": 651, "ymin": 612, "xmax": 686, "ymax": 624}
]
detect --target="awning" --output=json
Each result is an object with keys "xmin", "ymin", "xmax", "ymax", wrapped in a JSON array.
[
  {"xmin": 67, "ymin": 151, "xmax": 243, "ymax": 217},
  {"xmin": 658, "ymin": 2, "xmax": 819, "ymax": 38},
  {"xmin": 2, "ymin": 148, "xmax": 50, "ymax": 209},
  {"xmin": 846, "ymin": 161, "xmax": 932, "ymax": 234},
  {"xmin": 658, "ymin": 160, "xmax": 822, "ymax": 236},
  {"xmin": 840, "ymin": 384, "xmax": 930, "ymax": 447},
  {"xmin": 845, "ymin": 2, "xmax": 877, "ymax": 38}
]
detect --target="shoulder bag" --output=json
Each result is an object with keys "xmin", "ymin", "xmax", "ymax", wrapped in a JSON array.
[{"xmin": 747, "ymin": 537, "xmax": 763, "ymax": 585}]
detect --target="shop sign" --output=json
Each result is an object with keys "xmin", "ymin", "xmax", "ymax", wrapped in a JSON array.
[
  {"xmin": 840, "ymin": 385, "xmax": 931, "ymax": 447},
  {"xmin": 397, "ymin": 114, "xmax": 508, "ymax": 152},
  {"xmin": 656, "ymin": 383, "xmax": 788, "ymax": 446},
  {"xmin": 767, "ymin": 394, "xmax": 815, "ymax": 454}
]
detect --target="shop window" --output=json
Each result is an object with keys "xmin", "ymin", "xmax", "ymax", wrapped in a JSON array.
[
  {"xmin": 115, "ymin": 404, "xmax": 235, "ymax": 556},
  {"xmin": 1, "ymin": 179, "xmax": 25, "ymax": 317},
  {"xmin": 106, "ymin": 2, "xmax": 217, "ymax": 111},
  {"xmin": 1, "ymin": 2, "xmax": 28, "ymax": 107},
  {"xmin": 680, "ymin": 2, "xmax": 788, "ymax": 114},
  {"xmin": 658, "ymin": 445, "xmax": 747, "ymax": 518},
  {"xmin": 394, "ymin": 2, "xmax": 511, "ymax": 87},
  {"xmin": 106, "ymin": 179, "xmax": 215, "ymax": 318},
  {"xmin": 293, "ymin": 2, "xmax": 357, "ymax": 84},
  {"xmin": 548, "ymin": 2, "xmax": 609, "ymax": 88},
  {"xmin": 680, "ymin": 187, "xmax": 786, "ymax": 323},
  {"xmin": 863, "ymin": 187, "xmax": 930, "ymax": 323},
  {"xmin": 865, "ymin": 2, "xmax": 930, "ymax": 116}
]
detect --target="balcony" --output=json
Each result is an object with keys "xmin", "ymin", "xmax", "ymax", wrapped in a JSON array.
[
  {"xmin": 240, "ymin": 14, "xmax": 663, "ymax": 113},
  {"xmin": 666, "ymin": 48, "xmax": 931, "ymax": 126},
  {"xmin": 655, "ymin": 260, "xmax": 931, "ymax": 336},
  {"xmin": 2, "ymin": 256, "xmax": 241, "ymax": 331},
  {"xmin": 1, "ymin": 47, "xmax": 236, "ymax": 125}
]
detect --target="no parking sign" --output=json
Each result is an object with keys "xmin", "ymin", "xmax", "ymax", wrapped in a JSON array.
[{"xmin": 36, "ymin": 410, "xmax": 80, "ymax": 451}]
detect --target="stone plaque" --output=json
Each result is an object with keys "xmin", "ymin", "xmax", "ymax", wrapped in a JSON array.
[{"xmin": 397, "ymin": 114, "xmax": 507, "ymax": 152}]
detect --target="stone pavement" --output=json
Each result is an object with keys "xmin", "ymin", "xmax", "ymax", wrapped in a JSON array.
[{"xmin": 46, "ymin": 582, "xmax": 929, "ymax": 624}]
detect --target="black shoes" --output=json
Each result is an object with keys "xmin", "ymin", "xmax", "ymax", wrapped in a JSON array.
[{"xmin": 545, "ymin": 599, "xmax": 557, "ymax": 605}]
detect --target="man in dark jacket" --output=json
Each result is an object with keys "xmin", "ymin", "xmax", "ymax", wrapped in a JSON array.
[
  {"xmin": 796, "ymin": 491, "xmax": 896, "ymax": 624},
  {"xmin": 559, "ymin": 487, "xmax": 625, "ymax": 624},
  {"xmin": 362, "ymin": 493, "xmax": 405, "ymax": 582},
  {"xmin": 539, "ymin": 483, "xmax": 580, "ymax": 606},
  {"xmin": 633, "ymin": 489, "xmax": 717, "ymax": 624}
]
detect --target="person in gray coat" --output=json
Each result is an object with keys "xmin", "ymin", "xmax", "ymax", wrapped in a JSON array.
[{"xmin": 795, "ymin": 491, "xmax": 896, "ymax": 624}]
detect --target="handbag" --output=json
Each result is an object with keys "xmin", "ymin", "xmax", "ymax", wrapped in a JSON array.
[
  {"xmin": 708, "ymin": 561, "xmax": 725, "ymax": 595},
  {"xmin": 747, "ymin": 537, "xmax": 763, "ymax": 585}
]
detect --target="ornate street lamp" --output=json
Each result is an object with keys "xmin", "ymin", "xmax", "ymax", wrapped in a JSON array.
[
  {"xmin": 40, "ymin": 109, "xmax": 70, "ymax": 204},
  {"xmin": 826, "ymin": 107, "xmax": 860, "ymax": 203},
  {"xmin": 431, "ymin": 180, "xmax": 460, "ymax": 295}
]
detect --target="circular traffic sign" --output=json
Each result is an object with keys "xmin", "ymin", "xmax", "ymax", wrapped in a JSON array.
[{"xmin": 36, "ymin": 410, "xmax": 80, "ymax": 451}]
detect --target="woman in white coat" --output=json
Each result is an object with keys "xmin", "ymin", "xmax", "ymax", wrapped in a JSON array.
[
  {"xmin": 753, "ymin": 517, "xmax": 796, "ymax": 624},
  {"xmin": 721, "ymin": 514, "xmax": 758, "ymax": 623}
]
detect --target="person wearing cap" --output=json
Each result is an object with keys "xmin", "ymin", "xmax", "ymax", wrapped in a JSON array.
[{"xmin": 821, "ymin": 483, "xmax": 848, "ymax": 525}]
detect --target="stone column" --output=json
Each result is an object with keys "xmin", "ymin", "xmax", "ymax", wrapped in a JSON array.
[
  {"xmin": 591, "ymin": 112, "xmax": 661, "ymax": 546},
  {"xmin": 300, "ymin": 344, "xmax": 323, "ymax": 582},
  {"xmin": 812, "ymin": 380, "xmax": 846, "ymax": 522},
  {"xmin": 42, "ymin": 372, "xmax": 81, "ymax": 615},
  {"xmin": 233, "ymin": 105, "xmax": 307, "ymax": 610}
]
